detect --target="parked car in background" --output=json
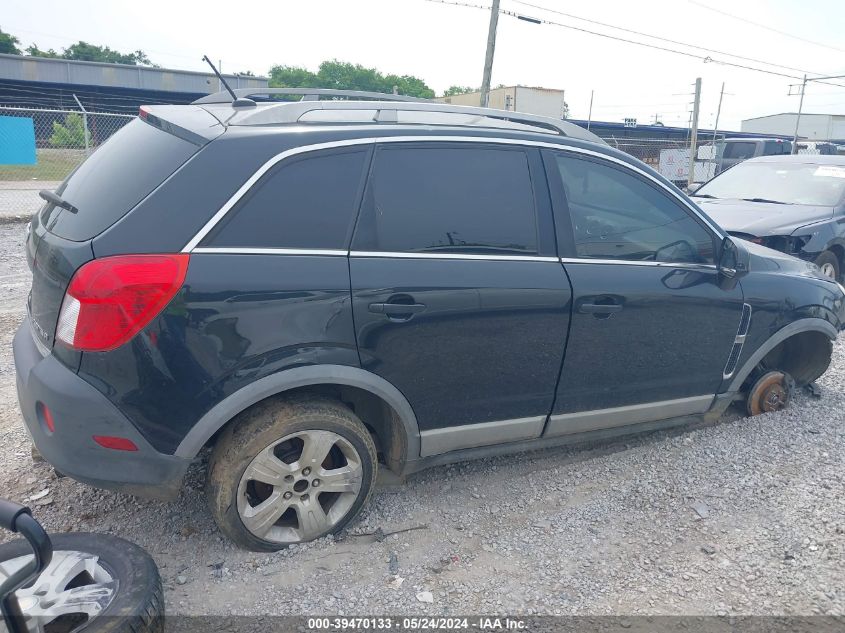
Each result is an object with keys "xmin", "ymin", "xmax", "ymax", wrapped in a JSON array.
[
  {"xmin": 14, "ymin": 89, "xmax": 845, "ymax": 551},
  {"xmin": 692, "ymin": 155, "xmax": 845, "ymax": 280},
  {"xmin": 717, "ymin": 138, "xmax": 792, "ymax": 174}
]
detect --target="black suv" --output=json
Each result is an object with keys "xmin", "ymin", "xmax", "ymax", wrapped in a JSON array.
[{"xmin": 14, "ymin": 89, "xmax": 844, "ymax": 551}]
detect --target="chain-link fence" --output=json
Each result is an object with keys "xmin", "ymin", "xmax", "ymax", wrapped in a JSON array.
[{"xmin": 0, "ymin": 107, "xmax": 134, "ymax": 218}]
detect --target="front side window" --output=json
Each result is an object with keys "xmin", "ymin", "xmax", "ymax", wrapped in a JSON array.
[
  {"xmin": 353, "ymin": 145, "xmax": 538, "ymax": 254},
  {"xmin": 202, "ymin": 149, "xmax": 369, "ymax": 249},
  {"xmin": 555, "ymin": 154, "xmax": 716, "ymax": 263}
]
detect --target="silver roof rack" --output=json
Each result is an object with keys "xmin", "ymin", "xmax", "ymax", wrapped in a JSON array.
[
  {"xmin": 193, "ymin": 87, "xmax": 429, "ymax": 104},
  {"xmin": 194, "ymin": 90, "xmax": 598, "ymax": 141}
]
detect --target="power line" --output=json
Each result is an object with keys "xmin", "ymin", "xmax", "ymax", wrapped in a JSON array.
[
  {"xmin": 424, "ymin": 0, "xmax": 845, "ymax": 88},
  {"xmin": 687, "ymin": 0, "xmax": 845, "ymax": 54},
  {"xmin": 509, "ymin": 0, "xmax": 835, "ymax": 79}
]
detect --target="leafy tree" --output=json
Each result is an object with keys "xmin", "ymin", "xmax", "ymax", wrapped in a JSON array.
[
  {"xmin": 268, "ymin": 60, "xmax": 434, "ymax": 99},
  {"xmin": 50, "ymin": 113, "xmax": 87, "ymax": 149},
  {"xmin": 442, "ymin": 86, "xmax": 477, "ymax": 97},
  {"xmin": 62, "ymin": 41, "xmax": 154, "ymax": 66},
  {"xmin": 25, "ymin": 44, "xmax": 60, "ymax": 58},
  {"xmin": 0, "ymin": 27, "xmax": 21, "ymax": 54},
  {"xmin": 236, "ymin": 70, "xmax": 255, "ymax": 77}
]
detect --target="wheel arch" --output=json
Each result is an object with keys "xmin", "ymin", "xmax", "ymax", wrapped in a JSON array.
[
  {"xmin": 726, "ymin": 318, "xmax": 838, "ymax": 393},
  {"xmin": 175, "ymin": 365, "xmax": 421, "ymax": 469}
]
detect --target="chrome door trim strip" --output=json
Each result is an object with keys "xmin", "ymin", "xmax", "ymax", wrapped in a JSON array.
[
  {"xmin": 350, "ymin": 251, "xmax": 558, "ymax": 262},
  {"xmin": 182, "ymin": 135, "xmax": 723, "ymax": 253},
  {"xmin": 545, "ymin": 395, "xmax": 713, "ymax": 438},
  {"xmin": 419, "ymin": 415, "xmax": 546, "ymax": 458},
  {"xmin": 192, "ymin": 247, "xmax": 348, "ymax": 256},
  {"xmin": 560, "ymin": 257, "xmax": 718, "ymax": 270}
]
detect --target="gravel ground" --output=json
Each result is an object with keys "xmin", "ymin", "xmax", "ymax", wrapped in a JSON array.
[{"xmin": 0, "ymin": 219, "xmax": 842, "ymax": 617}]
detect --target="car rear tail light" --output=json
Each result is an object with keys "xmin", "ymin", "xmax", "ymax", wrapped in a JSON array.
[
  {"xmin": 56, "ymin": 254, "xmax": 189, "ymax": 352},
  {"xmin": 93, "ymin": 435, "xmax": 139, "ymax": 451}
]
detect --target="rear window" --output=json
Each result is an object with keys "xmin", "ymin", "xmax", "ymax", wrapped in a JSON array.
[
  {"xmin": 45, "ymin": 119, "xmax": 199, "ymax": 241},
  {"xmin": 722, "ymin": 141, "xmax": 757, "ymax": 160}
]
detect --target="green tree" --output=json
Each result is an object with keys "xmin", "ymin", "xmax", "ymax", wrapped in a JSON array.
[
  {"xmin": 268, "ymin": 60, "xmax": 435, "ymax": 98},
  {"xmin": 0, "ymin": 27, "xmax": 21, "ymax": 54},
  {"xmin": 25, "ymin": 43, "xmax": 60, "ymax": 58},
  {"xmin": 49, "ymin": 113, "xmax": 87, "ymax": 149},
  {"xmin": 61, "ymin": 42, "xmax": 155, "ymax": 66},
  {"xmin": 442, "ymin": 86, "xmax": 477, "ymax": 97}
]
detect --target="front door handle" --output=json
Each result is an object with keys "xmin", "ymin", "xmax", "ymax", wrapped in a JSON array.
[{"xmin": 578, "ymin": 303, "xmax": 623, "ymax": 314}]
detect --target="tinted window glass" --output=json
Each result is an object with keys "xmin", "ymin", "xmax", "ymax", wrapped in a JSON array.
[
  {"xmin": 723, "ymin": 141, "xmax": 757, "ymax": 160},
  {"xmin": 204, "ymin": 149, "xmax": 368, "ymax": 249},
  {"xmin": 354, "ymin": 146, "xmax": 537, "ymax": 254},
  {"xmin": 556, "ymin": 154, "xmax": 715, "ymax": 263},
  {"xmin": 48, "ymin": 119, "xmax": 198, "ymax": 241}
]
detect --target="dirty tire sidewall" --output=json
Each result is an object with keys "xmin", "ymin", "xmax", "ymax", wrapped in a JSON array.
[
  {"xmin": 0, "ymin": 532, "xmax": 164, "ymax": 633},
  {"xmin": 814, "ymin": 250, "xmax": 840, "ymax": 281},
  {"xmin": 207, "ymin": 396, "xmax": 378, "ymax": 552}
]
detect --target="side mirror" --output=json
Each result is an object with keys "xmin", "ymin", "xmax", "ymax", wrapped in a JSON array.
[
  {"xmin": 685, "ymin": 182, "xmax": 702, "ymax": 194},
  {"xmin": 719, "ymin": 237, "xmax": 738, "ymax": 278}
]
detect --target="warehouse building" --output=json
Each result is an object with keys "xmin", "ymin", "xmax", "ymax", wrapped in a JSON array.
[
  {"xmin": 741, "ymin": 113, "xmax": 845, "ymax": 142},
  {"xmin": 0, "ymin": 53, "xmax": 267, "ymax": 113}
]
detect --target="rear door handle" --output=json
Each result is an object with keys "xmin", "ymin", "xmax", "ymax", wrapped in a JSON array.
[
  {"xmin": 368, "ymin": 303, "xmax": 426, "ymax": 316},
  {"xmin": 578, "ymin": 303, "xmax": 623, "ymax": 314}
]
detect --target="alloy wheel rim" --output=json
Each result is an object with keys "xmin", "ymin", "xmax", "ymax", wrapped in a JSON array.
[
  {"xmin": 0, "ymin": 550, "xmax": 117, "ymax": 631},
  {"xmin": 236, "ymin": 430, "xmax": 364, "ymax": 543}
]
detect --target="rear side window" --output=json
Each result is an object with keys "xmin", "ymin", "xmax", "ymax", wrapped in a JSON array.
[
  {"xmin": 353, "ymin": 145, "xmax": 537, "ymax": 254},
  {"xmin": 47, "ymin": 119, "xmax": 198, "ymax": 242},
  {"xmin": 203, "ymin": 149, "xmax": 369, "ymax": 250},
  {"xmin": 722, "ymin": 141, "xmax": 757, "ymax": 160}
]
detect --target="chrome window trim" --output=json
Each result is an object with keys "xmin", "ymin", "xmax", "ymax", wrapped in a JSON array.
[
  {"xmin": 560, "ymin": 257, "xmax": 718, "ymax": 270},
  {"xmin": 351, "ymin": 251, "xmax": 558, "ymax": 262},
  {"xmin": 182, "ymin": 135, "xmax": 723, "ymax": 253},
  {"xmin": 192, "ymin": 247, "xmax": 348, "ymax": 257}
]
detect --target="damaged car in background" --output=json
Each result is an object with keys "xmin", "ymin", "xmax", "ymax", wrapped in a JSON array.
[{"xmin": 692, "ymin": 155, "xmax": 845, "ymax": 281}]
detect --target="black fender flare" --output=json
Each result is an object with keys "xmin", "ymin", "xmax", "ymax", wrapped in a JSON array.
[
  {"xmin": 726, "ymin": 318, "xmax": 838, "ymax": 393},
  {"xmin": 174, "ymin": 364, "xmax": 421, "ymax": 460}
]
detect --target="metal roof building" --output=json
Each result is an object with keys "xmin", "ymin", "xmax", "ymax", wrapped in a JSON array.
[{"xmin": 0, "ymin": 53, "xmax": 268, "ymax": 113}]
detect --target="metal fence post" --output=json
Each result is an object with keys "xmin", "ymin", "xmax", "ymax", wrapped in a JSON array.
[{"xmin": 72, "ymin": 94, "xmax": 91, "ymax": 155}]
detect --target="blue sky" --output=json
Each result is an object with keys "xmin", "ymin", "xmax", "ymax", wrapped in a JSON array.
[{"xmin": 3, "ymin": 0, "xmax": 844, "ymax": 130}]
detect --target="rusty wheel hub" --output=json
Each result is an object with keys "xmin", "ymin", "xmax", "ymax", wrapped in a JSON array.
[{"xmin": 747, "ymin": 371, "xmax": 792, "ymax": 416}]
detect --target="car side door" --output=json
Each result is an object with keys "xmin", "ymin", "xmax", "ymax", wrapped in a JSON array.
[
  {"xmin": 543, "ymin": 149, "xmax": 746, "ymax": 437},
  {"xmin": 349, "ymin": 141, "xmax": 572, "ymax": 457}
]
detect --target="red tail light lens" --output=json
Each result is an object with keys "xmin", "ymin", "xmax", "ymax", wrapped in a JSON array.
[{"xmin": 56, "ymin": 254, "xmax": 189, "ymax": 352}]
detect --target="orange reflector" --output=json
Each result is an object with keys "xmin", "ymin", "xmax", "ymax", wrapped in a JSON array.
[{"xmin": 92, "ymin": 435, "xmax": 139, "ymax": 452}]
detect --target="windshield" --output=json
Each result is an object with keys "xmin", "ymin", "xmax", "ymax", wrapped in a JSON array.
[{"xmin": 695, "ymin": 161, "xmax": 845, "ymax": 206}]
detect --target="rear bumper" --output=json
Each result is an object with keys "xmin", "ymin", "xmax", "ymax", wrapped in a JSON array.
[{"xmin": 13, "ymin": 318, "xmax": 190, "ymax": 501}]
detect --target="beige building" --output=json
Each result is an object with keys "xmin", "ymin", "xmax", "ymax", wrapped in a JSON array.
[{"xmin": 437, "ymin": 86, "xmax": 567, "ymax": 119}]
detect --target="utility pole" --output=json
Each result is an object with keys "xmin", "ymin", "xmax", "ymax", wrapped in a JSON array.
[
  {"xmin": 708, "ymin": 82, "xmax": 725, "ymax": 178},
  {"xmin": 586, "ymin": 90, "xmax": 594, "ymax": 130},
  {"xmin": 791, "ymin": 75, "xmax": 807, "ymax": 154},
  {"xmin": 480, "ymin": 0, "xmax": 501, "ymax": 108},
  {"xmin": 687, "ymin": 77, "xmax": 702, "ymax": 189},
  {"xmin": 789, "ymin": 73, "xmax": 845, "ymax": 153}
]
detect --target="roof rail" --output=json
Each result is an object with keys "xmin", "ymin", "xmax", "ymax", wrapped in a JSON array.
[{"xmin": 193, "ymin": 87, "xmax": 428, "ymax": 105}]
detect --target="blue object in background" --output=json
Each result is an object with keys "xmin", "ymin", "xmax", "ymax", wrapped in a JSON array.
[{"xmin": 0, "ymin": 116, "xmax": 37, "ymax": 165}]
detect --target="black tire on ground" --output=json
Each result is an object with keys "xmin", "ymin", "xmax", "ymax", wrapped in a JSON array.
[
  {"xmin": 0, "ymin": 532, "xmax": 164, "ymax": 633},
  {"xmin": 207, "ymin": 395, "xmax": 378, "ymax": 552},
  {"xmin": 813, "ymin": 250, "xmax": 840, "ymax": 281}
]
